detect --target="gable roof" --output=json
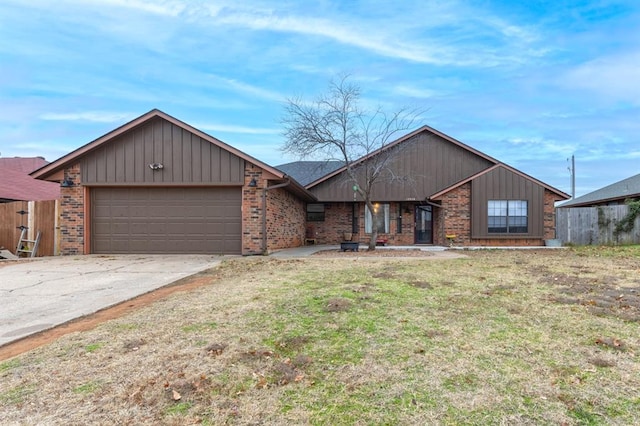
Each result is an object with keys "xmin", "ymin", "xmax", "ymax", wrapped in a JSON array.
[
  {"xmin": 430, "ymin": 164, "xmax": 570, "ymax": 200},
  {"xmin": 30, "ymin": 109, "xmax": 315, "ymax": 201},
  {"xmin": 0, "ymin": 157, "xmax": 60, "ymax": 202},
  {"xmin": 559, "ymin": 172, "xmax": 640, "ymax": 207},
  {"xmin": 305, "ymin": 125, "xmax": 502, "ymax": 188},
  {"xmin": 276, "ymin": 161, "xmax": 344, "ymax": 186},
  {"xmin": 303, "ymin": 124, "xmax": 569, "ymax": 200}
]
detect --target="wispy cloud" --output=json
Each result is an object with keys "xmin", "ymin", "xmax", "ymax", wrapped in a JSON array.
[
  {"xmin": 193, "ymin": 1, "xmax": 545, "ymax": 67},
  {"xmin": 193, "ymin": 122, "xmax": 280, "ymax": 135},
  {"xmin": 39, "ymin": 111, "xmax": 133, "ymax": 123},
  {"xmin": 504, "ymin": 137, "xmax": 577, "ymax": 157},
  {"xmin": 75, "ymin": 0, "xmax": 186, "ymax": 17},
  {"xmin": 205, "ymin": 74, "xmax": 284, "ymax": 102},
  {"xmin": 392, "ymin": 85, "xmax": 441, "ymax": 99},
  {"xmin": 214, "ymin": 12, "xmax": 446, "ymax": 64},
  {"xmin": 562, "ymin": 51, "xmax": 640, "ymax": 104}
]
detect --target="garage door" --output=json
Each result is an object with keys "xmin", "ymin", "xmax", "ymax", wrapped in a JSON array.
[{"xmin": 91, "ymin": 187, "xmax": 242, "ymax": 254}]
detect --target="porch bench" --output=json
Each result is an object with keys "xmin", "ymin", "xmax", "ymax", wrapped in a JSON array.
[{"xmin": 340, "ymin": 241, "xmax": 359, "ymax": 252}]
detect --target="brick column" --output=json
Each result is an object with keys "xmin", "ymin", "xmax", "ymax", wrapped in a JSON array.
[
  {"xmin": 59, "ymin": 163, "xmax": 84, "ymax": 255},
  {"xmin": 242, "ymin": 165, "xmax": 263, "ymax": 255},
  {"xmin": 437, "ymin": 183, "xmax": 472, "ymax": 245}
]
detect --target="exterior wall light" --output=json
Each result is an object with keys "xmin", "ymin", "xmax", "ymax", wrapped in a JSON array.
[
  {"xmin": 248, "ymin": 177, "xmax": 258, "ymax": 187},
  {"xmin": 60, "ymin": 178, "xmax": 74, "ymax": 187},
  {"xmin": 149, "ymin": 163, "xmax": 164, "ymax": 170}
]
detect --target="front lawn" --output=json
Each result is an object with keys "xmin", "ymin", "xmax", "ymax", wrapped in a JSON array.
[{"xmin": 1, "ymin": 247, "xmax": 639, "ymax": 425}]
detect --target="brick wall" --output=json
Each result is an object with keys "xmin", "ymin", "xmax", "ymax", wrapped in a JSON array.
[
  {"xmin": 468, "ymin": 237, "xmax": 544, "ymax": 246},
  {"xmin": 312, "ymin": 202, "xmax": 416, "ymax": 245},
  {"xmin": 308, "ymin": 203, "xmax": 353, "ymax": 244},
  {"xmin": 59, "ymin": 163, "xmax": 84, "ymax": 255},
  {"xmin": 436, "ymin": 183, "xmax": 471, "ymax": 246},
  {"xmin": 433, "ymin": 204, "xmax": 445, "ymax": 246},
  {"xmin": 265, "ymin": 188, "xmax": 305, "ymax": 252},
  {"xmin": 241, "ymin": 163, "xmax": 306, "ymax": 255},
  {"xmin": 544, "ymin": 189, "xmax": 564, "ymax": 240}
]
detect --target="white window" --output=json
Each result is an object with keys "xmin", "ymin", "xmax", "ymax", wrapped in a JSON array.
[
  {"xmin": 365, "ymin": 203, "xmax": 390, "ymax": 234},
  {"xmin": 488, "ymin": 200, "xmax": 528, "ymax": 233}
]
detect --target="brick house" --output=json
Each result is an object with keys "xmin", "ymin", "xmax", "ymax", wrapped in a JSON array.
[
  {"xmin": 31, "ymin": 110, "xmax": 314, "ymax": 255},
  {"xmin": 279, "ymin": 126, "xmax": 570, "ymax": 247},
  {"xmin": 32, "ymin": 110, "xmax": 569, "ymax": 255}
]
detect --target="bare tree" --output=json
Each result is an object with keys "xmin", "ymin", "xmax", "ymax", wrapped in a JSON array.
[{"xmin": 282, "ymin": 76, "xmax": 422, "ymax": 250}]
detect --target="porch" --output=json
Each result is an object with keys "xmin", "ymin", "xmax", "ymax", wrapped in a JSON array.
[{"xmin": 305, "ymin": 201, "xmax": 443, "ymax": 246}]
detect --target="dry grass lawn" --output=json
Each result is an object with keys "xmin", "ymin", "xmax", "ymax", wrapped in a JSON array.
[{"xmin": 1, "ymin": 246, "xmax": 639, "ymax": 425}]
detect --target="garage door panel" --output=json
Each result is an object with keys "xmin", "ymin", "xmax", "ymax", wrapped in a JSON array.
[{"xmin": 92, "ymin": 187, "xmax": 242, "ymax": 254}]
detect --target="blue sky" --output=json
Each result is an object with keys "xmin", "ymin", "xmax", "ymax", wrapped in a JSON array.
[{"xmin": 1, "ymin": 0, "xmax": 638, "ymax": 197}]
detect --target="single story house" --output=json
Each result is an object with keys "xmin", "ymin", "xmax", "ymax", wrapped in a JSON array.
[
  {"xmin": 32, "ymin": 109, "xmax": 569, "ymax": 255},
  {"xmin": 280, "ymin": 126, "xmax": 570, "ymax": 247},
  {"xmin": 557, "ymin": 173, "xmax": 640, "ymax": 208}
]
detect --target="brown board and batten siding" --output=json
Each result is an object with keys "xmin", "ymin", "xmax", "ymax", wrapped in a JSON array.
[
  {"xmin": 309, "ymin": 132, "xmax": 494, "ymax": 201},
  {"xmin": 81, "ymin": 117, "xmax": 245, "ymax": 185},
  {"xmin": 471, "ymin": 166, "xmax": 545, "ymax": 238},
  {"xmin": 79, "ymin": 116, "xmax": 245, "ymax": 254}
]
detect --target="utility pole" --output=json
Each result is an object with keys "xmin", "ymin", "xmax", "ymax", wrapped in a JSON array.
[{"xmin": 567, "ymin": 155, "xmax": 576, "ymax": 199}]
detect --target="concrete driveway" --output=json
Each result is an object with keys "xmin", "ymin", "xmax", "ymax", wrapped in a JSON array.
[{"xmin": 0, "ymin": 255, "xmax": 225, "ymax": 347}]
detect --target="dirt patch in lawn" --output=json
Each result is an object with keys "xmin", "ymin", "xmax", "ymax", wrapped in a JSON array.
[
  {"xmin": 528, "ymin": 262, "xmax": 640, "ymax": 322},
  {"xmin": 313, "ymin": 248, "xmax": 435, "ymax": 257}
]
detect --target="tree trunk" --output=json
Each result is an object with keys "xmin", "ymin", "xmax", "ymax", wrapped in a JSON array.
[
  {"xmin": 367, "ymin": 199, "xmax": 378, "ymax": 251},
  {"xmin": 369, "ymin": 227, "xmax": 378, "ymax": 251}
]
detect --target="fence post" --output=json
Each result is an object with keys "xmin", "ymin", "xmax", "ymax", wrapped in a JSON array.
[{"xmin": 54, "ymin": 199, "xmax": 61, "ymax": 256}]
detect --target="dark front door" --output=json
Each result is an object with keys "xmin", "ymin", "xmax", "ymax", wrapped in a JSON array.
[{"xmin": 415, "ymin": 205, "xmax": 433, "ymax": 244}]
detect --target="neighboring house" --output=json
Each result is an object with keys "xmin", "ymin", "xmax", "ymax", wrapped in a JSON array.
[
  {"xmin": 31, "ymin": 109, "xmax": 315, "ymax": 255},
  {"xmin": 557, "ymin": 173, "xmax": 640, "ymax": 208},
  {"xmin": 282, "ymin": 125, "xmax": 570, "ymax": 247},
  {"xmin": 0, "ymin": 157, "xmax": 60, "ymax": 202},
  {"xmin": 31, "ymin": 109, "xmax": 569, "ymax": 255}
]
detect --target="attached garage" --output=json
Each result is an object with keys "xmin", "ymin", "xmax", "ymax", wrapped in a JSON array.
[
  {"xmin": 31, "ymin": 110, "xmax": 315, "ymax": 256},
  {"xmin": 91, "ymin": 187, "xmax": 242, "ymax": 254}
]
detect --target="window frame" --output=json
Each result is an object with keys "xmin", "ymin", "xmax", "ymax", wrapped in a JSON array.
[
  {"xmin": 365, "ymin": 203, "xmax": 390, "ymax": 234},
  {"xmin": 488, "ymin": 200, "xmax": 528, "ymax": 234},
  {"xmin": 306, "ymin": 203, "xmax": 325, "ymax": 222}
]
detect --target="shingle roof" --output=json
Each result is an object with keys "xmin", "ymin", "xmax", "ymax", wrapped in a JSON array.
[
  {"xmin": 0, "ymin": 157, "xmax": 49, "ymax": 173},
  {"xmin": 276, "ymin": 161, "xmax": 345, "ymax": 186},
  {"xmin": 559, "ymin": 173, "xmax": 640, "ymax": 207},
  {"xmin": 0, "ymin": 157, "xmax": 60, "ymax": 202}
]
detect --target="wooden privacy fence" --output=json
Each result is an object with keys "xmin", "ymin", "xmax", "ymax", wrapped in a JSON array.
[
  {"xmin": 556, "ymin": 205, "xmax": 640, "ymax": 245},
  {"xmin": 0, "ymin": 200, "xmax": 59, "ymax": 256}
]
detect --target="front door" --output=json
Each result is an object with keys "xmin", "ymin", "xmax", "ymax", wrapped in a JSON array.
[{"xmin": 415, "ymin": 205, "xmax": 433, "ymax": 244}]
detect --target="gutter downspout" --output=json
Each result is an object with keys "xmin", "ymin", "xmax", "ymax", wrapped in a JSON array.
[{"xmin": 262, "ymin": 178, "xmax": 291, "ymax": 255}]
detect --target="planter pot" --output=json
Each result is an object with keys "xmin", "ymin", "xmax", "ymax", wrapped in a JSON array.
[
  {"xmin": 340, "ymin": 241, "xmax": 359, "ymax": 252},
  {"xmin": 544, "ymin": 239, "xmax": 562, "ymax": 247},
  {"xmin": 343, "ymin": 232, "xmax": 353, "ymax": 241}
]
